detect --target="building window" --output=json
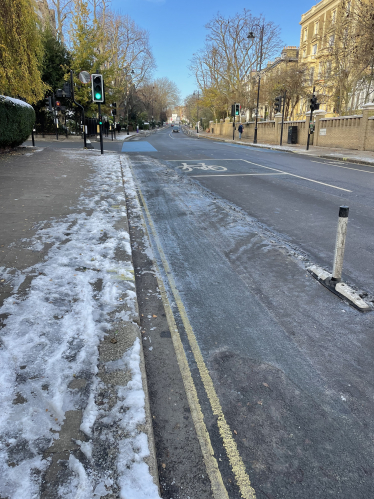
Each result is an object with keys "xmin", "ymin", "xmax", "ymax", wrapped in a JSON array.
[
  {"xmin": 315, "ymin": 21, "xmax": 319, "ymax": 35},
  {"xmin": 300, "ymin": 99, "xmax": 304, "ymax": 113},
  {"xmin": 303, "ymin": 49, "xmax": 306, "ymax": 58},
  {"xmin": 326, "ymin": 61, "xmax": 332, "ymax": 77},
  {"xmin": 318, "ymin": 63, "xmax": 322, "ymax": 78},
  {"xmin": 310, "ymin": 67, "xmax": 315, "ymax": 85},
  {"xmin": 304, "ymin": 28, "xmax": 308, "ymax": 41},
  {"xmin": 346, "ymin": 1, "xmax": 351, "ymax": 15},
  {"xmin": 312, "ymin": 44, "xmax": 317, "ymax": 55},
  {"xmin": 332, "ymin": 10, "xmax": 336, "ymax": 24},
  {"xmin": 329, "ymin": 35, "xmax": 335, "ymax": 48}
]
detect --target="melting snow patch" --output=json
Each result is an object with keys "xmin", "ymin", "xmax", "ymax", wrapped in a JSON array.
[{"xmin": 0, "ymin": 152, "xmax": 159, "ymax": 498}]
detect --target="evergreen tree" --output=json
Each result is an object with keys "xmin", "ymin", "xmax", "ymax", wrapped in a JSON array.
[{"xmin": 0, "ymin": 0, "xmax": 47, "ymax": 103}]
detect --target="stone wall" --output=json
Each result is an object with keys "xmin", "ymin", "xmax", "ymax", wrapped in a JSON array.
[{"xmin": 209, "ymin": 103, "xmax": 374, "ymax": 151}]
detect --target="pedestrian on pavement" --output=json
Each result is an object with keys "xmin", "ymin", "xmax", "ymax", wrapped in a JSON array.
[
  {"xmin": 238, "ymin": 123, "xmax": 243, "ymax": 140},
  {"xmin": 104, "ymin": 120, "xmax": 109, "ymax": 137}
]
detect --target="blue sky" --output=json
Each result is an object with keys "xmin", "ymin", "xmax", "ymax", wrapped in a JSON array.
[{"xmin": 112, "ymin": 0, "xmax": 317, "ymax": 101}]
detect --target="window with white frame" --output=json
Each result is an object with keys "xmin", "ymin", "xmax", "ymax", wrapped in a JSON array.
[
  {"xmin": 332, "ymin": 10, "xmax": 336, "ymax": 24},
  {"xmin": 329, "ymin": 35, "xmax": 335, "ymax": 48},
  {"xmin": 312, "ymin": 44, "xmax": 317, "ymax": 55},
  {"xmin": 346, "ymin": 1, "xmax": 351, "ymax": 15}
]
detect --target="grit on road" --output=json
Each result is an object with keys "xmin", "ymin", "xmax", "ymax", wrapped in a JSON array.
[{"xmin": 120, "ymin": 127, "xmax": 374, "ymax": 499}]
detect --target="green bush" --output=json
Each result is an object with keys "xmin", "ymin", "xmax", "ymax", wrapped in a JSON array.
[{"xmin": 0, "ymin": 96, "xmax": 35, "ymax": 148}]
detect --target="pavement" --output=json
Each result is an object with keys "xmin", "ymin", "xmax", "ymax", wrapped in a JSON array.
[
  {"xmin": 0, "ymin": 145, "xmax": 160, "ymax": 498},
  {"xmin": 185, "ymin": 127, "xmax": 374, "ymax": 165}
]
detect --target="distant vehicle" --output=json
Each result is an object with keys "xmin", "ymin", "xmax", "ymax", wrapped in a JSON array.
[
  {"xmin": 171, "ymin": 123, "xmax": 174, "ymax": 127},
  {"xmin": 173, "ymin": 125, "xmax": 179, "ymax": 133}
]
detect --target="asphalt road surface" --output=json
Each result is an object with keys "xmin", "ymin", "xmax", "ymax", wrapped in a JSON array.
[{"xmin": 122, "ymin": 127, "xmax": 374, "ymax": 499}]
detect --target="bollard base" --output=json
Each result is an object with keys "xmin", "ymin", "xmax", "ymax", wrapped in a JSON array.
[
  {"xmin": 307, "ymin": 265, "xmax": 372, "ymax": 312},
  {"xmin": 85, "ymin": 139, "xmax": 94, "ymax": 149}
]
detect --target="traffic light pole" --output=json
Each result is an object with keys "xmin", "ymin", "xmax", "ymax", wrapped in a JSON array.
[
  {"xmin": 306, "ymin": 86, "xmax": 315, "ymax": 151},
  {"xmin": 280, "ymin": 90, "xmax": 286, "ymax": 146},
  {"xmin": 70, "ymin": 70, "xmax": 87, "ymax": 149},
  {"xmin": 98, "ymin": 103, "xmax": 104, "ymax": 155},
  {"xmin": 233, "ymin": 114, "xmax": 236, "ymax": 140}
]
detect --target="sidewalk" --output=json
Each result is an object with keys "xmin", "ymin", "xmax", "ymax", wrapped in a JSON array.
[
  {"xmin": 184, "ymin": 128, "xmax": 374, "ymax": 166},
  {"xmin": 0, "ymin": 146, "xmax": 160, "ymax": 498}
]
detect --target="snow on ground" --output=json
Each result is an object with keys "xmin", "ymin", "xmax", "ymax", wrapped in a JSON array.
[{"xmin": 0, "ymin": 152, "xmax": 160, "ymax": 498}]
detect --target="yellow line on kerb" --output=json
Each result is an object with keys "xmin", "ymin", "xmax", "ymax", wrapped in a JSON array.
[
  {"xmin": 134, "ymin": 177, "xmax": 256, "ymax": 499},
  {"xmin": 127, "ymin": 186, "xmax": 228, "ymax": 498}
]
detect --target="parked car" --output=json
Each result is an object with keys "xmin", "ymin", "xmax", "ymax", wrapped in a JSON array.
[{"xmin": 173, "ymin": 125, "xmax": 179, "ymax": 133}]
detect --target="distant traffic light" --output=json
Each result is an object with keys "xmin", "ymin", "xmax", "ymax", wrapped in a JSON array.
[
  {"xmin": 55, "ymin": 100, "xmax": 61, "ymax": 112},
  {"xmin": 45, "ymin": 96, "xmax": 52, "ymax": 111},
  {"xmin": 235, "ymin": 103, "xmax": 240, "ymax": 116},
  {"xmin": 274, "ymin": 96, "xmax": 281, "ymax": 113},
  {"xmin": 92, "ymin": 74, "xmax": 104, "ymax": 103},
  {"xmin": 111, "ymin": 102, "xmax": 117, "ymax": 116},
  {"xmin": 310, "ymin": 94, "xmax": 320, "ymax": 112}
]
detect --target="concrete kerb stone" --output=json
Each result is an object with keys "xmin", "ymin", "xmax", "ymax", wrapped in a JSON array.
[{"xmin": 112, "ymin": 178, "xmax": 160, "ymax": 492}]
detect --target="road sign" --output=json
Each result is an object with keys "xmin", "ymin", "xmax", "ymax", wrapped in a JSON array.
[{"xmin": 79, "ymin": 71, "xmax": 91, "ymax": 84}]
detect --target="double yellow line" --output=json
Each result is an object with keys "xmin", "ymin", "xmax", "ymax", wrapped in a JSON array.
[{"xmin": 126, "ymin": 159, "xmax": 256, "ymax": 499}]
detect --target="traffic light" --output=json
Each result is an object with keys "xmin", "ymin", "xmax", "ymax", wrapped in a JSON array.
[
  {"xmin": 45, "ymin": 96, "xmax": 52, "ymax": 111},
  {"xmin": 55, "ymin": 100, "xmax": 61, "ymax": 112},
  {"xmin": 235, "ymin": 103, "xmax": 240, "ymax": 116},
  {"xmin": 274, "ymin": 96, "xmax": 281, "ymax": 113},
  {"xmin": 111, "ymin": 102, "xmax": 117, "ymax": 116},
  {"xmin": 92, "ymin": 74, "xmax": 104, "ymax": 103},
  {"xmin": 63, "ymin": 82, "xmax": 71, "ymax": 98},
  {"xmin": 310, "ymin": 94, "xmax": 320, "ymax": 112}
]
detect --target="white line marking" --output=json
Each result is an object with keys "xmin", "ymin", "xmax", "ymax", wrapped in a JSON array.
[
  {"xmin": 191, "ymin": 173, "xmax": 289, "ymax": 177},
  {"xmin": 241, "ymin": 159, "xmax": 352, "ymax": 192},
  {"xmin": 167, "ymin": 159, "xmax": 239, "ymax": 161},
  {"xmin": 311, "ymin": 161, "xmax": 374, "ymax": 174}
]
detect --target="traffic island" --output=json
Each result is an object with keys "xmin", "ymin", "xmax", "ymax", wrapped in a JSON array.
[{"xmin": 307, "ymin": 265, "xmax": 372, "ymax": 312}]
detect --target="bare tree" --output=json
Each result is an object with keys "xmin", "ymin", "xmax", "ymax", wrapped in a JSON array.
[
  {"xmin": 189, "ymin": 9, "xmax": 282, "ymax": 115},
  {"xmin": 47, "ymin": 0, "xmax": 73, "ymax": 42},
  {"xmin": 137, "ymin": 78, "xmax": 180, "ymax": 121},
  {"xmin": 319, "ymin": 0, "xmax": 374, "ymax": 114}
]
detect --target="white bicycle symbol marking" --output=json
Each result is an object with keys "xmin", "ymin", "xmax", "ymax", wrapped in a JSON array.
[{"xmin": 178, "ymin": 162, "xmax": 227, "ymax": 172}]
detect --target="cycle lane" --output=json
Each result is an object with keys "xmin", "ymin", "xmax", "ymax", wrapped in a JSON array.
[{"xmin": 126, "ymin": 152, "xmax": 374, "ymax": 499}]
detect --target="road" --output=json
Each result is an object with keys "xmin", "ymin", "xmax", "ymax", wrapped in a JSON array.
[{"xmin": 121, "ymin": 127, "xmax": 374, "ymax": 499}]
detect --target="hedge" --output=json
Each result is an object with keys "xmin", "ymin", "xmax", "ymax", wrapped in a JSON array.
[{"xmin": 0, "ymin": 95, "xmax": 35, "ymax": 148}]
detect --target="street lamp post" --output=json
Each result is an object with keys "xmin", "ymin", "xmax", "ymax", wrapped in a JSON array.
[
  {"xmin": 125, "ymin": 68, "xmax": 135, "ymax": 135},
  {"xmin": 248, "ymin": 24, "xmax": 265, "ymax": 144},
  {"xmin": 193, "ymin": 90, "xmax": 200, "ymax": 133},
  {"xmin": 151, "ymin": 85, "xmax": 154, "ymax": 128}
]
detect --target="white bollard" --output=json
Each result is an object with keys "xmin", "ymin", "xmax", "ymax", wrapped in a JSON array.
[{"xmin": 331, "ymin": 206, "xmax": 349, "ymax": 282}]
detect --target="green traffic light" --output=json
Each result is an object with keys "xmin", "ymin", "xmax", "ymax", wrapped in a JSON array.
[{"xmin": 95, "ymin": 93, "xmax": 102, "ymax": 99}]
